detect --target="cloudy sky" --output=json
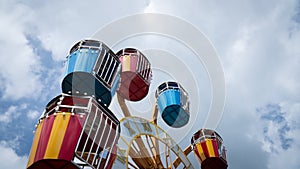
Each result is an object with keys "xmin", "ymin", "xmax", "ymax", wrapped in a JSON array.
[{"xmin": 0, "ymin": 0, "xmax": 299, "ymax": 169}]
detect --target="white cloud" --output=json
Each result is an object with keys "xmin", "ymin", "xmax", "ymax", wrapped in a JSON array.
[
  {"xmin": 0, "ymin": 0, "xmax": 152, "ymax": 101},
  {"xmin": 192, "ymin": 1, "xmax": 300, "ymax": 168},
  {"xmin": 22, "ymin": 0, "xmax": 151, "ymax": 62},
  {"xmin": 265, "ymin": 108, "xmax": 300, "ymax": 169},
  {"xmin": 257, "ymin": 104, "xmax": 293, "ymax": 151},
  {"xmin": 26, "ymin": 110, "xmax": 40, "ymax": 120},
  {"xmin": 0, "ymin": 104, "xmax": 29, "ymax": 123},
  {"xmin": 0, "ymin": 141, "xmax": 27, "ymax": 169},
  {"xmin": 249, "ymin": 102, "xmax": 300, "ymax": 169},
  {"xmin": 0, "ymin": 106, "xmax": 18, "ymax": 123},
  {"xmin": 0, "ymin": 1, "xmax": 42, "ymax": 101},
  {"xmin": 268, "ymin": 147, "xmax": 300, "ymax": 169}
]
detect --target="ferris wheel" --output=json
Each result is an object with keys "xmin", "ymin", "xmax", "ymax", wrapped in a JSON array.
[
  {"xmin": 111, "ymin": 47, "xmax": 192, "ymax": 168},
  {"xmin": 114, "ymin": 95, "xmax": 193, "ymax": 169},
  {"xmin": 26, "ymin": 39, "xmax": 228, "ymax": 169}
]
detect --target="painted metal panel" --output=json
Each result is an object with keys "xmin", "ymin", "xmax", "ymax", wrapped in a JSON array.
[
  {"xmin": 34, "ymin": 115, "xmax": 55, "ymax": 162},
  {"xmin": 130, "ymin": 55, "xmax": 138, "ymax": 72},
  {"xmin": 110, "ymin": 71, "xmax": 120, "ymax": 97},
  {"xmin": 157, "ymin": 90, "xmax": 181, "ymax": 112},
  {"xmin": 195, "ymin": 143, "xmax": 206, "ymax": 162},
  {"xmin": 120, "ymin": 55, "xmax": 131, "ymax": 72},
  {"xmin": 157, "ymin": 89, "xmax": 189, "ymax": 127},
  {"xmin": 206, "ymin": 139, "xmax": 216, "ymax": 157},
  {"xmin": 65, "ymin": 49, "xmax": 98, "ymax": 75},
  {"xmin": 119, "ymin": 55, "xmax": 139, "ymax": 73},
  {"xmin": 44, "ymin": 114, "xmax": 71, "ymax": 159},
  {"xmin": 212, "ymin": 139, "xmax": 220, "ymax": 157},
  {"xmin": 200, "ymin": 141, "xmax": 209, "ymax": 160},
  {"xmin": 27, "ymin": 119, "xmax": 44, "ymax": 168},
  {"xmin": 58, "ymin": 114, "xmax": 85, "ymax": 160}
]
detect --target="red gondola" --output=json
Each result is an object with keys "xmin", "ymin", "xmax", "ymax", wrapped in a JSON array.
[
  {"xmin": 191, "ymin": 129, "xmax": 228, "ymax": 169},
  {"xmin": 27, "ymin": 94, "xmax": 120, "ymax": 169},
  {"xmin": 116, "ymin": 48, "xmax": 152, "ymax": 101}
]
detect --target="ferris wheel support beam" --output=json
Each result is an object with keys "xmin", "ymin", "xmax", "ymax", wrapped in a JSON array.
[
  {"xmin": 117, "ymin": 93, "xmax": 131, "ymax": 117},
  {"xmin": 151, "ymin": 104, "xmax": 158, "ymax": 124},
  {"xmin": 128, "ymin": 142, "xmax": 148, "ymax": 168},
  {"xmin": 172, "ymin": 145, "xmax": 193, "ymax": 168},
  {"xmin": 134, "ymin": 137, "xmax": 156, "ymax": 167},
  {"xmin": 146, "ymin": 135, "xmax": 164, "ymax": 168},
  {"xmin": 117, "ymin": 94, "xmax": 157, "ymax": 168},
  {"xmin": 151, "ymin": 104, "xmax": 164, "ymax": 168}
]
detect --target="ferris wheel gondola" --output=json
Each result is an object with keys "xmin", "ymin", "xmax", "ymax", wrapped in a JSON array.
[
  {"xmin": 62, "ymin": 39, "xmax": 121, "ymax": 106},
  {"xmin": 155, "ymin": 81, "xmax": 190, "ymax": 128},
  {"xmin": 27, "ymin": 94, "xmax": 120, "ymax": 169},
  {"xmin": 191, "ymin": 129, "xmax": 228, "ymax": 169},
  {"xmin": 116, "ymin": 48, "xmax": 152, "ymax": 101}
]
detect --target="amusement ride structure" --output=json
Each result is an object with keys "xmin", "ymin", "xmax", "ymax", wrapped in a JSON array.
[{"xmin": 27, "ymin": 39, "xmax": 228, "ymax": 169}]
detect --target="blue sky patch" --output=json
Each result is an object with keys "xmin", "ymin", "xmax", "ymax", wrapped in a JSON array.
[{"xmin": 257, "ymin": 103, "xmax": 294, "ymax": 152}]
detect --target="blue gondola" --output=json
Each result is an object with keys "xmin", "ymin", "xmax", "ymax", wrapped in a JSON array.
[
  {"xmin": 61, "ymin": 39, "xmax": 121, "ymax": 106},
  {"xmin": 155, "ymin": 81, "xmax": 190, "ymax": 128}
]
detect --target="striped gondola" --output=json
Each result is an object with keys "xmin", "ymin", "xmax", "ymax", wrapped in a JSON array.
[
  {"xmin": 27, "ymin": 94, "xmax": 120, "ymax": 169},
  {"xmin": 191, "ymin": 129, "xmax": 228, "ymax": 169}
]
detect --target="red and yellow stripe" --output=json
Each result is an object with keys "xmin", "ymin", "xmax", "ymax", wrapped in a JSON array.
[
  {"xmin": 27, "ymin": 113, "xmax": 84, "ymax": 169},
  {"xmin": 27, "ymin": 119, "xmax": 44, "ymax": 167},
  {"xmin": 44, "ymin": 114, "xmax": 71, "ymax": 158},
  {"xmin": 194, "ymin": 139, "xmax": 220, "ymax": 163}
]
